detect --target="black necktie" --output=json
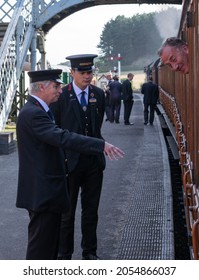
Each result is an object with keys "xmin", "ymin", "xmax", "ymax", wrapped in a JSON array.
[
  {"xmin": 80, "ymin": 91, "xmax": 87, "ymax": 108},
  {"xmin": 47, "ymin": 109, "xmax": 55, "ymax": 123}
]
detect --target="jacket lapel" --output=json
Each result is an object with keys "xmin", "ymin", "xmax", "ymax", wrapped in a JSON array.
[{"xmin": 88, "ymin": 86, "xmax": 97, "ymax": 137}]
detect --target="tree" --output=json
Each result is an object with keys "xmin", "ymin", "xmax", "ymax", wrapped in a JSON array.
[{"xmin": 97, "ymin": 8, "xmax": 180, "ymax": 71}]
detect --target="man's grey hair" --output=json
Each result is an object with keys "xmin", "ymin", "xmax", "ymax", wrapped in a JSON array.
[
  {"xmin": 29, "ymin": 80, "xmax": 51, "ymax": 94},
  {"xmin": 157, "ymin": 37, "xmax": 187, "ymax": 57}
]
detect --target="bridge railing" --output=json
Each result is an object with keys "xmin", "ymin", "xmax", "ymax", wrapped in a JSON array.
[{"xmin": 0, "ymin": 0, "xmax": 33, "ymax": 131}]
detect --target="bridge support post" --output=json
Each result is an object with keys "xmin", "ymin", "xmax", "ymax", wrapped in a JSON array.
[{"xmin": 31, "ymin": 30, "xmax": 37, "ymax": 70}]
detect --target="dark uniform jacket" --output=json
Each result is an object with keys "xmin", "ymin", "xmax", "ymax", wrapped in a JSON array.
[
  {"xmin": 109, "ymin": 80, "xmax": 122, "ymax": 100},
  {"xmin": 16, "ymin": 96, "xmax": 105, "ymax": 213},
  {"xmin": 122, "ymin": 79, "xmax": 133, "ymax": 102},
  {"xmin": 141, "ymin": 81, "xmax": 159, "ymax": 104},
  {"xmin": 51, "ymin": 83, "xmax": 106, "ymax": 173}
]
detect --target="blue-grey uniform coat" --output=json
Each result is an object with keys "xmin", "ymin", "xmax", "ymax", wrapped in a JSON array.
[{"xmin": 16, "ymin": 96, "xmax": 105, "ymax": 213}]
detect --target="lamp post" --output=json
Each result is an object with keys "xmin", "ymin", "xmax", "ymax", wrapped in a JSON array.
[{"xmin": 118, "ymin": 53, "xmax": 121, "ymax": 82}]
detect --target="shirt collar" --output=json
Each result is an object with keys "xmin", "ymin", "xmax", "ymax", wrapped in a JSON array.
[
  {"xmin": 72, "ymin": 81, "xmax": 89, "ymax": 97},
  {"xmin": 31, "ymin": 95, "xmax": 49, "ymax": 112}
]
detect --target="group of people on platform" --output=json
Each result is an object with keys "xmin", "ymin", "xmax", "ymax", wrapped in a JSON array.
[
  {"xmin": 104, "ymin": 72, "xmax": 134, "ymax": 125},
  {"xmin": 104, "ymin": 72, "xmax": 159, "ymax": 126},
  {"xmin": 15, "ymin": 36, "xmax": 187, "ymax": 260}
]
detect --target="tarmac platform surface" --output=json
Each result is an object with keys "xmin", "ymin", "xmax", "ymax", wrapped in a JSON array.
[{"xmin": 0, "ymin": 93, "xmax": 174, "ymax": 260}]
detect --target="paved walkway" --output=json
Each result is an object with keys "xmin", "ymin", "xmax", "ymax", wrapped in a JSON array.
[{"xmin": 0, "ymin": 93, "xmax": 174, "ymax": 260}]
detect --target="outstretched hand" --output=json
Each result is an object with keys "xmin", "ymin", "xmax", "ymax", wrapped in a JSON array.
[{"xmin": 104, "ymin": 142, "xmax": 125, "ymax": 161}]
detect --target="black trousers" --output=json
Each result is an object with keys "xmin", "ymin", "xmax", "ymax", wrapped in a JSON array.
[
  {"xmin": 58, "ymin": 156, "xmax": 103, "ymax": 259},
  {"xmin": 144, "ymin": 103, "xmax": 156, "ymax": 124},
  {"xmin": 26, "ymin": 211, "xmax": 61, "ymax": 260},
  {"xmin": 123, "ymin": 100, "xmax": 134, "ymax": 123},
  {"xmin": 105, "ymin": 95, "xmax": 110, "ymax": 120},
  {"xmin": 109, "ymin": 98, "xmax": 121, "ymax": 123}
]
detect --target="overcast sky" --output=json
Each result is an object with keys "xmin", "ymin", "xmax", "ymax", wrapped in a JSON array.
[{"xmin": 45, "ymin": 3, "xmax": 182, "ymax": 66}]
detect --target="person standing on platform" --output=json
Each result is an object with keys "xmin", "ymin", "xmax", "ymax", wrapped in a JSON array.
[
  {"xmin": 16, "ymin": 69, "xmax": 124, "ymax": 260},
  {"xmin": 109, "ymin": 75, "xmax": 122, "ymax": 123},
  {"xmin": 157, "ymin": 37, "xmax": 189, "ymax": 74},
  {"xmin": 122, "ymin": 73, "xmax": 134, "ymax": 125},
  {"xmin": 51, "ymin": 54, "xmax": 114, "ymax": 260},
  {"xmin": 141, "ymin": 76, "xmax": 159, "ymax": 125},
  {"xmin": 104, "ymin": 72, "xmax": 113, "ymax": 121}
]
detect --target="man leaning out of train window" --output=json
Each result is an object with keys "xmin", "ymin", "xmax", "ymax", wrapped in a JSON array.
[{"xmin": 157, "ymin": 37, "xmax": 189, "ymax": 74}]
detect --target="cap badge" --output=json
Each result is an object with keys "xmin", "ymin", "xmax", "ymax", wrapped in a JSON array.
[
  {"xmin": 89, "ymin": 98, "xmax": 97, "ymax": 103},
  {"xmin": 79, "ymin": 62, "xmax": 92, "ymax": 66}
]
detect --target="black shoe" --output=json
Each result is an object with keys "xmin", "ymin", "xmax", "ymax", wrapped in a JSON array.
[
  {"xmin": 115, "ymin": 121, "xmax": 120, "ymax": 124},
  {"xmin": 150, "ymin": 123, "xmax": 153, "ymax": 125},
  {"xmin": 57, "ymin": 254, "xmax": 72, "ymax": 260},
  {"xmin": 82, "ymin": 254, "xmax": 101, "ymax": 260},
  {"xmin": 105, "ymin": 118, "xmax": 109, "ymax": 121},
  {"xmin": 124, "ymin": 122, "xmax": 134, "ymax": 125},
  {"xmin": 144, "ymin": 122, "xmax": 148, "ymax": 125}
]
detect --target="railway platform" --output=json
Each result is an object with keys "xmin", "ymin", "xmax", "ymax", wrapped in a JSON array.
[{"xmin": 0, "ymin": 93, "xmax": 175, "ymax": 260}]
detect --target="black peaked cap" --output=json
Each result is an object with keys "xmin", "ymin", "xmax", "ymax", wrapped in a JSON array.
[
  {"xmin": 66, "ymin": 54, "xmax": 97, "ymax": 71},
  {"xmin": 28, "ymin": 69, "xmax": 64, "ymax": 84}
]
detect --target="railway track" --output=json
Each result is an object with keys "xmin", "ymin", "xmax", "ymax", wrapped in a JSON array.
[{"xmin": 157, "ymin": 109, "xmax": 190, "ymax": 260}]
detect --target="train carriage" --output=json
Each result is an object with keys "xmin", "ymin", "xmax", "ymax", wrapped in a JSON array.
[{"xmin": 157, "ymin": 0, "xmax": 199, "ymax": 260}]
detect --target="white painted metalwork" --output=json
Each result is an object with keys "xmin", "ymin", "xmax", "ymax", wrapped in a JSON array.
[{"xmin": 0, "ymin": 0, "xmax": 33, "ymax": 131}]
